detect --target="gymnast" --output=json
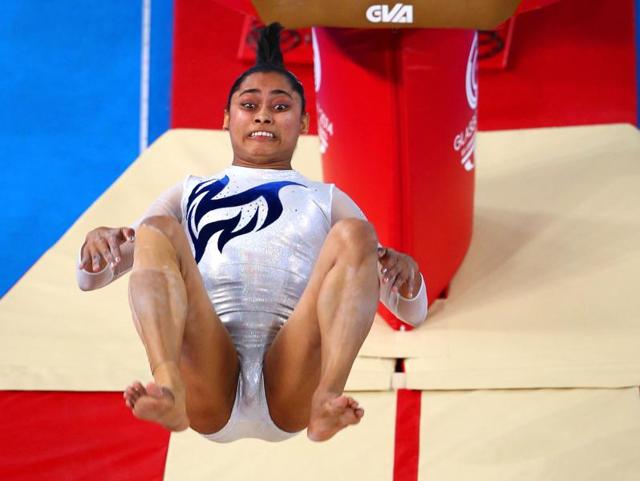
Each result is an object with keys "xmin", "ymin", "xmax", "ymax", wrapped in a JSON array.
[{"xmin": 77, "ymin": 23, "xmax": 427, "ymax": 443}]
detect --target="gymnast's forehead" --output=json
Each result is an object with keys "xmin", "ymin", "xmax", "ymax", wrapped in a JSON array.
[{"xmin": 234, "ymin": 72, "xmax": 298, "ymax": 99}]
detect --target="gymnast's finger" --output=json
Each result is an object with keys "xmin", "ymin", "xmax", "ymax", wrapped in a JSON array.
[
  {"xmin": 397, "ymin": 270, "xmax": 415, "ymax": 297},
  {"xmin": 385, "ymin": 260, "xmax": 402, "ymax": 283},
  {"xmin": 106, "ymin": 235, "xmax": 122, "ymax": 267},
  {"xmin": 80, "ymin": 243, "xmax": 91, "ymax": 270},
  {"xmin": 391, "ymin": 269, "xmax": 407, "ymax": 292},
  {"xmin": 379, "ymin": 255, "xmax": 392, "ymax": 274},
  {"xmin": 95, "ymin": 238, "xmax": 114, "ymax": 269},
  {"xmin": 387, "ymin": 271, "xmax": 401, "ymax": 292},
  {"xmin": 407, "ymin": 270, "xmax": 416, "ymax": 298},
  {"xmin": 121, "ymin": 227, "xmax": 135, "ymax": 242},
  {"xmin": 382, "ymin": 257, "xmax": 399, "ymax": 282},
  {"xmin": 86, "ymin": 244, "xmax": 102, "ymax": 272}
]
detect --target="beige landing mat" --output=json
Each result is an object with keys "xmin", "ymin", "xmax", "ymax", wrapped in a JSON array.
[
  {"xmin": 363, "ymin": 124, "xmax": 640, "ymax": 389},
  {"xmin": 418, "ymin": 387, "xmax": 640, "ymax": 481},
  {"xmin": 0, "ymin": 129, "xmax": 391, "ymax": 391},
  {"xmin": 163, "ymin": 391, "xmax": 396, "ymax": 481},
  {"xmin": 3, "ymin": 124, "xmax": 638, "ymax": 391}
]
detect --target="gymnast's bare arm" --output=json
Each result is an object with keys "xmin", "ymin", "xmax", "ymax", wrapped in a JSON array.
[{"xmin": 76, "ymin": 181, "xmax": 183, "ymax": 291}]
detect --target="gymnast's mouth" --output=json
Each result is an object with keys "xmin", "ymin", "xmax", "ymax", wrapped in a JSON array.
[{"xmin": 248, "ymin": 130, "xmax": 276, "ymax": 139}]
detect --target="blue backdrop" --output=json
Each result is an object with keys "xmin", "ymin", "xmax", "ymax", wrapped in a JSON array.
[{"xmin": 0, "ymin": 0, "xmax": 173, "ymax": 296}]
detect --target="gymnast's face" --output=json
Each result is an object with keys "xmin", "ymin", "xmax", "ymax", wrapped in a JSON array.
[{"xmin": 224, "ymin": 71, "xmax": 309, "ymax": 169}]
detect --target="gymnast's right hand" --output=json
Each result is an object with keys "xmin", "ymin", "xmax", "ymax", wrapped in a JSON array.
[{"xmin": 79, "ymin": 226, "xmax": 136, "ymax": 273}]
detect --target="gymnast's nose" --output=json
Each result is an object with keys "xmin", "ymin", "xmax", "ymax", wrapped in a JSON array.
[{"xmin": 253, "ymin": 105, "xmax": 272, "ymax": 124}]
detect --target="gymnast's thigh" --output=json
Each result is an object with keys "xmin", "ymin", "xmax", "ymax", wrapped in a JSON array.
[
  {"xmin": 179, "ymin": 259, "xmax": 239, "ymax": 433},
  {"xmin": 139, "ymin": 215, "xmax": 240, "ymax": 433},
  {"xmin": 262, "ymin": 229, "xmax": 346, "ymax": 431}
]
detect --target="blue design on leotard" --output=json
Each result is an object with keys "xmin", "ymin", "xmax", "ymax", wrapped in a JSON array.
[{"xmin": 186, "ymin": 175, "xmax": 305, "ymax": 262}]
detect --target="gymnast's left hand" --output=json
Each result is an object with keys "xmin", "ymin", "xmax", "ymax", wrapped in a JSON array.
[{"xmin": 377, "ymin": 247, "xmax": 421, "ymax": 298}]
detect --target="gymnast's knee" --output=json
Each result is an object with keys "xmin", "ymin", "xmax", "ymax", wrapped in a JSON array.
[
  {"xmin": 330, "ymin": 218, "xmax": 378, "ymax": 258},
  {"xmin": 140, "ymin": 214, "xmax": 181, "ymax": 234},
  {"xmin": 138, "ymin": 215, "xmax": 186, "ymax": 246},
  {"xmin": 135, "ymin": 215, "xmax": 190, "ymax": 269}
]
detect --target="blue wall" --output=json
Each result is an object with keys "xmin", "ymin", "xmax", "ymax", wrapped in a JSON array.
[
  {"xmin": 150, "ymin": 0, "xmax": 174, "ymax": 144},
  {"xmin": 0, "ymin": 1, "xmax": 173, "ymax": 296}
]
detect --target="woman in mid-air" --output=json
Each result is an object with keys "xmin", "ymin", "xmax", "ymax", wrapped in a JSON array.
[{"xmin": 77, "ymin": 23, "xmax": 427, "ymax": 443}]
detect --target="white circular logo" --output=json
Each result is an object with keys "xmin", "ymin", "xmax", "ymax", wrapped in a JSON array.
[
  {"xmin": 465, "ymin": 32, "xmax": 478, "ymax": 110},
  {"xmin": 311, "ymin": 28, "xmax": 321, "ymax": 93}
]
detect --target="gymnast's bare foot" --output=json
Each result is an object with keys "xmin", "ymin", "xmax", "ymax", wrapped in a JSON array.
[
  {"xmin": 124, "ymin": 379, "xmax": 189, "ymax": 432},
  {"xmin": 306, "ymin": 392, "xmax": 364, "ymax": 442}
]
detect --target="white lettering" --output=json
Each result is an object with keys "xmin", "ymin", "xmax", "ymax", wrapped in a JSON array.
[
  {"xmin": 366, "ymin": 4, "xmax": 414, "ymax": 24},
  {"xmin": 317, "ymin": 106, "xmax": 334, "ymax": 154},
  {"xmin": 453, "ymin": 113, "xmax": 477, "ymax": 152},
  {"xmin": 366, "ymin": 5, "xmax": 382, "ymax": 22},
  {"xmin": 465, "ymin": 33, "xmax": 478, "ymax": 110},
  {"xmin": 311, "ymin": 28, "xmax": 321, "ymax": 93},
  {"xmin": 452, "ymin": 112, "xmax": 477, "ymax": 172},
  {"xmin": 395, "ymin": 6, "xmax": 413, "ymax": 23},
  {"xmin": 382, "ymin": 3, "xmax": 403, "ymax": 22},
  {"xmin": 461, "ymin": 141, "xmax": 475, "ymax": 171}
]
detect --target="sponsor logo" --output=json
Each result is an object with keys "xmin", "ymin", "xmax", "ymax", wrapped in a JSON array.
[
  {"xmin": 366, "ymin": 3, "xmax": 413, "ymax": 24},
  {"xmin": 453, "ymin": 112, "xmax": 477, "ymax": 172},
  {"xmin": 311, "ymin": 30, "xmax": 333, "ymax": 154},
  {"xmin": 317, "ymin": 105, "xmax": 334, "ymax": 154},
  {"xmin": 465, "ymin": 32, "xmax": 478, "ymax": 110},
  {"xmin": 311, "ymin": 28, "xmax": 321, "ymax": 93},
  {"xmin": 450, "ymin": 33, "xmax": 478, "ymax": 172}
]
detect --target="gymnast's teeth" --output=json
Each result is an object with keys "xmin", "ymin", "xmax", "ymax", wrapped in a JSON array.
[{"xmin": 250, "ymin": 131, "xmax": 275, "ymax": 138}]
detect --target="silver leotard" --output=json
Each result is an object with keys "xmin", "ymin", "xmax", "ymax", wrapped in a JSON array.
[
  {"xmin": 75, "ymin": 164, "xmax": 429, "ymax": 441},
  {"xmin": 180, "ymin": 165, "xmax": 332, "ymax": 442}
]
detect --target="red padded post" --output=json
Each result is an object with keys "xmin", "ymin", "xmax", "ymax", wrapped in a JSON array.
[{"xmin": 313, "ymin": 27, "xmax": 478, "ymax": 329}]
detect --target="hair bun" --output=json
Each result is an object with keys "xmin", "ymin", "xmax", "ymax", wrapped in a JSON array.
[{"xmin": 255, "ymin": 22, "xmax": 285, "ymax": 68}]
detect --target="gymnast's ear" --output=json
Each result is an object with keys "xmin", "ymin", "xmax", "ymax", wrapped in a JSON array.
[
  {"xmin": 300, "ymin": 111, "xmax": 309, "ymax": 135},
  {"xmin": 223, "ymin": 109, "xmax": 230, "ymax": 130}
]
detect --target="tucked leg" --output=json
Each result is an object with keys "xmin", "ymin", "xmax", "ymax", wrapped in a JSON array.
[
  {"xmin": 125, "ymin": 215, "xmax": 239, "ymax": 433},
  {"xmin": 263, "ymin": 218, "xmax": 379, "ymax": 441}
]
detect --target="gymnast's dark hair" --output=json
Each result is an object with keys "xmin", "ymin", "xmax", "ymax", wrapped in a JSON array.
[{"xmin": 226, "ymin": 22, "xmax": 306, "ymax": 113}]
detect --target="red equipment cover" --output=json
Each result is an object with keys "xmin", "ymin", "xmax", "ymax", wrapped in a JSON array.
[
  {"xmin": 0, "ymin": 391, "xmax": 170, "ymax": 481},
  {"xmin": 313, "ymin": 27, "xmax": 478, "ymax": 329},
  {"xmin": 515, "ymin": 0, "xmax": 562, "ymax": 14},
  {"xmin": 211, "ymin": 0, "xmax": 258, "ymax": 16}
]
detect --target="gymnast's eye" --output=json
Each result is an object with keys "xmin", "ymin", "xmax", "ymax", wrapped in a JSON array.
[
  {"xmin": 273, "ymin": 103, "xmax": 290, "ymax": 112},
  {"xmin": 241, "ymin": 102, "xmax": 256, "ymax": 110}
]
